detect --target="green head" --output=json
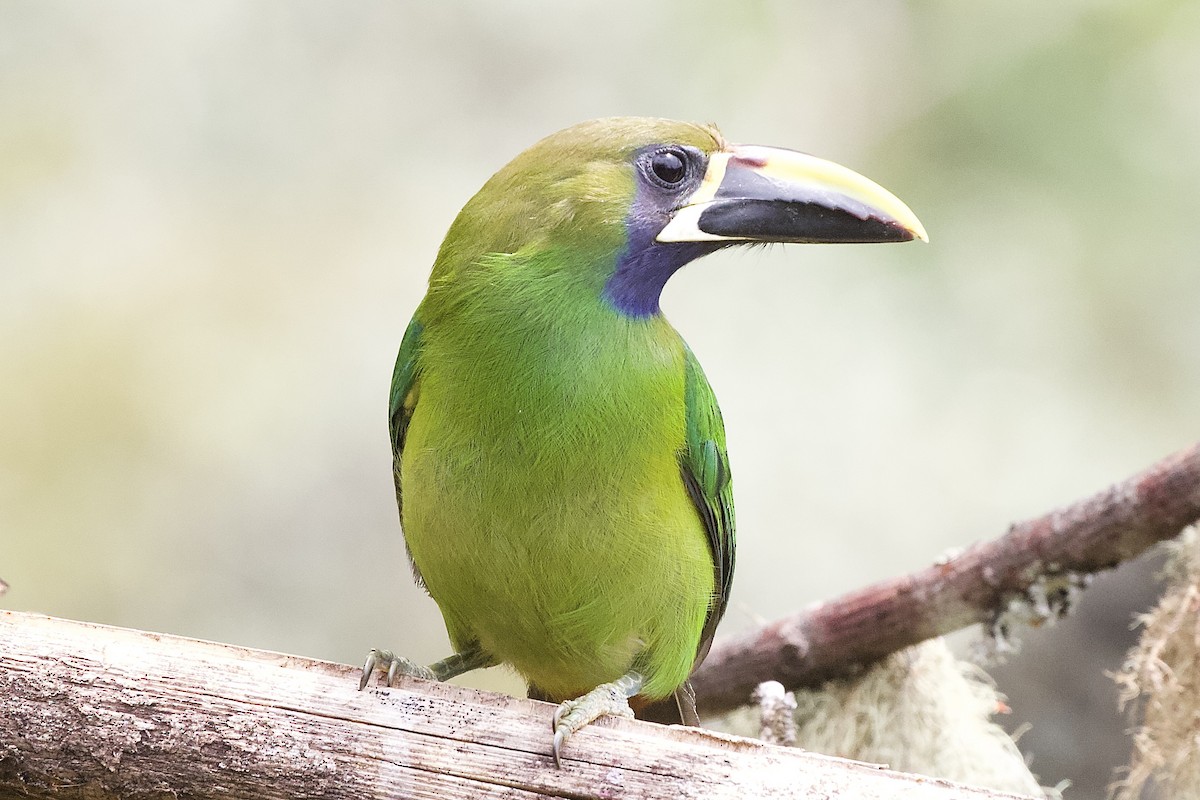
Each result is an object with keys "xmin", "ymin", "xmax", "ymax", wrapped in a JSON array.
[{"xmin": 432, "ymin": 117, "xmax": 926, "ymax": 317}]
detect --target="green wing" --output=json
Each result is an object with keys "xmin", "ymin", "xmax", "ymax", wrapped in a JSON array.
[
  {"xmin": 389, "ymin": 315, "xmax": 424, "ymax": 516},
  {"xmin": 680, "ymin": 344, "xmax": 736, "ymax": 667}
]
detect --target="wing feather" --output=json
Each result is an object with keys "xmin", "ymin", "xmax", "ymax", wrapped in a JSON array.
[
  {"xmin": 680, "ymin": 345, "xmax": 736, "ymax": 668},
  {"xmin": 389, "ymin": 316, "xmax": 425, "ymax": 584}
]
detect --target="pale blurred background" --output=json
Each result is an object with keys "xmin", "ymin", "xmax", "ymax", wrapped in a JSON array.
[{"xmin": 3, "ymin": 2, "xmax": 1198, "ymax": 796}]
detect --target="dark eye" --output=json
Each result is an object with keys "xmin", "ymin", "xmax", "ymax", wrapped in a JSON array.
[{"xmin": 647, "ymin": 148, "xmax": 688, "ymax": 187}]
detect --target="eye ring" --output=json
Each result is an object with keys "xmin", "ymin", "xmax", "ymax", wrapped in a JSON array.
[{"xmin": 644, "ymin": 147, "xmax": 689, "ymax": 189}]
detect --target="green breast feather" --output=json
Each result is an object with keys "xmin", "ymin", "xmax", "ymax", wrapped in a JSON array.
[{"xmin": 387, "ymin": 314, "xmax": 734, "ymax": 669}]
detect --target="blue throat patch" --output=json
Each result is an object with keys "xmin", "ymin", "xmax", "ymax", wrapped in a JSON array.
[{"xmin": 604, "ymin": 192, "xmax": 721, "ymax": 318}]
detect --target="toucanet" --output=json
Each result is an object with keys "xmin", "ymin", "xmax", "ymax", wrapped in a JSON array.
[{"xmin": 359, "ymin": 117, "xmax": 927, "ymax": 764}]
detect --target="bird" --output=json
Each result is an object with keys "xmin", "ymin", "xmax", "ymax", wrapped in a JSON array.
[{"xmin": 359, "ymin": 117, "xmax": 926, "ymax": 765}]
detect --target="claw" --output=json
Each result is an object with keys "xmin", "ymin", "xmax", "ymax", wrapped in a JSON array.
[
  {"xmin": 387, "ymin": 658, "xmax": 402, "ymax": 687},
  {"xmin": 358, "ymin": 649, "xmax": 387, "ymax": 691},
  {"xmin": 552, "ymin": 728, "xmax": 566, "ymax": 768},
  {"xmin": 358, "ymin": 648, "xmax": 435, "ymax": 689}
]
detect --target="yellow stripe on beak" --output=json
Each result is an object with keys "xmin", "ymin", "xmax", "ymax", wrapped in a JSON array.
[{"xmin": 657, "ymin": 144, "xmax": 928, "ymax": 245}]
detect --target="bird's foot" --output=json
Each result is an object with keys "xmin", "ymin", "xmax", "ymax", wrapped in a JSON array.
[
  {"xmin": 358, "ymin": 645, "xmax": 497, "ymax": 690},
  {"xmin": 358, "ymin": 649, "xmax": 436, "ymax": 690},
  {"xmin": 551, "ymin": 671, "xmax": 643, "ymax": 767}
]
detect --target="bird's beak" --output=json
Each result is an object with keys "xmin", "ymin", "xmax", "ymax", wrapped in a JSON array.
[{"xmin": 656, "ymin": 144, "xmax": 928, "ymax": 245}]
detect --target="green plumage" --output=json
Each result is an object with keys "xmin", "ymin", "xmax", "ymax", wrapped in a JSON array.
[
  {"xmin": 370, "ymin": 118, "xmax": 925, "ymax": 752},
  {"xmin": 389, "ymin": 119, "xmax": 734, "ymax": 703}
]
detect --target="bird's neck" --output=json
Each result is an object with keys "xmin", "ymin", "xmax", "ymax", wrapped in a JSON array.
[
  {"xmin": 603, "ymin": 222, "xmax": 722, "ymax": 319},
  {"xmin": 419, "ymin": 246, "xmax": 685, "ymax": 399}
]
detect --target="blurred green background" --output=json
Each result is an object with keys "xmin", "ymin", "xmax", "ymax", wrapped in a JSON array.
[{"xmin": 3, "ymin": 2, "xmax": 1198, "ymax": 796}]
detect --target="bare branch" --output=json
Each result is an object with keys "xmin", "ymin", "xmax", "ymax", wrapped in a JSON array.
[
  {"xmin": 6, "ymin": 443, "xmax": 1196, "ymax": 795},
  {"xmin": 690, "ymin": 441, "xmax": 1200, "ymax": 716},
  {"xmin": 0, "ymin": 611, "xmax": 1032, "ymax": 800}
]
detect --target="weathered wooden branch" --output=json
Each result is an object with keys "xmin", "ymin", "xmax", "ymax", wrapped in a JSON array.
[
  {"xmin": 0, "ymin": 611, "xmax": 1031, "ymax": 799},
  {"xmin": 689, "ymin": 441, "xmax": 1200, "ymax": 716},
  {"xmin": 6, "ymin": 443, "xmax": 1197, "ymax": 795}
]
